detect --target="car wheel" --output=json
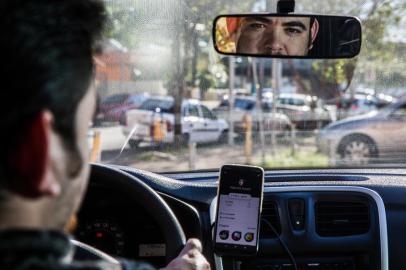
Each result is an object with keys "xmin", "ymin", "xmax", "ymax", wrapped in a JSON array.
[
  {"xmin": 129, "ymin": 139, "xmax": 141, "ymax": 149},
  {"xmin": 218, "ymin": 130, "xmax": 228, "ymax": 144},
  {"xmin": 338, "ymin": 135, "xmax": 378, "ymax": 165}
]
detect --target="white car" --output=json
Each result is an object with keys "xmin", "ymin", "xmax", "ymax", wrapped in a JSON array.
[{"xmin": 123, "ymin": 97, "xmax": 229, "ymax": 147}]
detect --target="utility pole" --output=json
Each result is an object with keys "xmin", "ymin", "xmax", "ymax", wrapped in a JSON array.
[
  {"xmin": 228, "ymin": 57, "xmax": 235, "ymax": 145},
  {"xmin": 227, "ymin": 2, "xmax": 239, "ymax": 146},
  {"xmin": 271, "ymin": 59, "xmax": 282, "ymax": 155},
  {"xmin": 268, "ymin": 0, "xmax": 281, "ymax": 155},
  {"xmin": 252, "ymin": 58, "xmax": 266, "ymax": 164},
  {"xmin": 171, "ymin": 0, "xmax": 184, "ymax": 145}
]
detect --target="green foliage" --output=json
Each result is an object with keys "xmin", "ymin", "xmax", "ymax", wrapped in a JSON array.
[
  {"xmin": 103, "ymin": 0, "xmax": 406, "ymax": 95},
  {"xmin": 198, "ymin": 70, "xmax": 215, "ymax": 93},
  {"xmin": 178, "ymin": 0, "xmax": 257, "ymax": 86},
  {"xmin": 104, "ymin": 5, "xmax": 137, "ymax": 49},
  {"xmin": 310, "ymin": 0, "xmax": 406, "ymax": 92},
  {"xmin": 312, "ymin": 60, "xmax": 347, "ymax": 85}
]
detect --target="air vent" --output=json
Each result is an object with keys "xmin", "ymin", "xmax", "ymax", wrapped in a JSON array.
[
  {"xmin": 260, "ymin": 200, "xmax": 281, "ymax": 238},
  {"xmin": 316, "ymin": 201, "xmax": 370, "ymax": 237}
]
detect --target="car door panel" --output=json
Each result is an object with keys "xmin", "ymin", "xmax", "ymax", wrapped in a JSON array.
[
  {"xmin": 200, "ymin": 105, "xmax": 221, "ymax": 142},
  {"xmin": 185, "ymin": 104, "xmax": 205, "ymax": 143}
]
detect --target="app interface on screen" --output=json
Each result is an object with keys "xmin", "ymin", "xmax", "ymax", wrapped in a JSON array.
[{"xmin": 215, "ymin": 169, "xmax": 261, "ymax": 246}]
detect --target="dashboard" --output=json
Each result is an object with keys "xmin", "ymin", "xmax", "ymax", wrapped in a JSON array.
[
  {"xmin": 75, "ymin": 165, "xmax": 406, "ymax": 270},
  {"xmin": 75, "ymin": 180, "xmax": 203, "ymax": 268},
  {"xmin": 76, "ymin": 182, "xmax": 166, "ymax": 266}
]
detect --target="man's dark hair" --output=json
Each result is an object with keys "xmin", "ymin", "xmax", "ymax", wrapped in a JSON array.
[{"xmin": 0, "ymin": 0, "xmax": 106, "ymax": 183}]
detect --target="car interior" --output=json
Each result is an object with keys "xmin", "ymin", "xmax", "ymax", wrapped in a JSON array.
[
  {"xmin": 73, "ymin": 0, "xmax": 406, "ymax": 270},
  {"xmin": 74, "ymin": 163, "xmax": 404, "ymax": 270}
]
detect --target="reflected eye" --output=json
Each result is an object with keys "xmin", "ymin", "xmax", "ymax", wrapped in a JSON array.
[
  {"xmin": 285, "ymin": 27, "xmax": 302, "ymax": 35},
  {"xmin": 248, "ymin": 23, "xmax": 266, "ymax": 30}
]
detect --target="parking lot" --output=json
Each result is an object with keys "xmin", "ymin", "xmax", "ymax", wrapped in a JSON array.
[{"xmin": 93, "ymin": 125, "xmax": 326, "ymax": 172}]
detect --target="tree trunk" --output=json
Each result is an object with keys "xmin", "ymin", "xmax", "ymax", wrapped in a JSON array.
[{"xmin": 287, "ymin": 59, "xmax": 309, "ymax": 94}]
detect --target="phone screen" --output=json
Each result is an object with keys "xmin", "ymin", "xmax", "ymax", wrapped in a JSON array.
[{"xmin": 214, "ymin": 165, "xmax": 264, "ymax": 256}]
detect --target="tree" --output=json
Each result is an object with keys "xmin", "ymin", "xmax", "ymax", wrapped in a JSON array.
[
  {"xmin": 198, "ymin": 70, "xmax": 215, "ymax": 98},
  {"xmin": 104, "ymin": 4, "xmax": 138, "ymax": 49},
  {"xmin": 308, "ymin": 0, "xmax": 406, "ymax": 98},
  {"xmin": 168, "ymin": 0, "xmax": 257, "ymax": 141}
]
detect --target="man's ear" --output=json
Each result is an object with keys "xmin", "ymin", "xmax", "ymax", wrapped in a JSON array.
[
  {"xmin": 9, "ymin": 111, "xmax": 60, "ymax": 199},
  {"xmin": 309, "ymin": 18, "xmax": 320, "ymax": 50}
]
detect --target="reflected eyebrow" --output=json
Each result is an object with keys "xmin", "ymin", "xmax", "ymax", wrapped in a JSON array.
[
  {"xmin": 243, "ymin": 17, "xmax": 273, "ymax": 24},
  {"xmin": 282, "ymin": 21, "xmax": 307, "ymax": 30}
]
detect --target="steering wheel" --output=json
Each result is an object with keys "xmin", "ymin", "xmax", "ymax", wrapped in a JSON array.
[{"xmin": 73, "ymin": 163, "xmax": 186, "ymax": 264}]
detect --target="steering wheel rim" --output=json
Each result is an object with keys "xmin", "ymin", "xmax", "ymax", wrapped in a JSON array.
[{"xmin": 82, "ymin": 164, "xmax": 186, "ymax": 263}]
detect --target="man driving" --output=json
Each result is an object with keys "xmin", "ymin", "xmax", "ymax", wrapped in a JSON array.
[
  {"xmin": 0, "ymin": 0, "xmax": 210, "ymax": 269},
  {"xmin": 231, "ymin": 16, "xmax": 319, "ymax": 56}
]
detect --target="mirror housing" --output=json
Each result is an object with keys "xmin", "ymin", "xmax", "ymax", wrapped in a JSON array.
[{"xmin": 213, "ymin": 14, "xmax": 362, "ymax": 59}]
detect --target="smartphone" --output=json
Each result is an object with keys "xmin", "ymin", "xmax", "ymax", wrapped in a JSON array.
[{"xmin": 213, "ymin": 164, "xmax": 264, "ymax": 257}]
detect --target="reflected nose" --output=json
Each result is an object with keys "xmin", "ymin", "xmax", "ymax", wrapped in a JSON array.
[{"xmin": 264, "ymin": 31, "xmax": 283, "ymax": 54}]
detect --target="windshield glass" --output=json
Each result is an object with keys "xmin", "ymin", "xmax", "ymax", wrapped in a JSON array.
[
  {"xmin": 235, "ymin": 98, "xmax": 256, "ymax": 110},
  {"xmin": 91, "ymin": 0, "xmax": 406, "ymax": 172},
  {"xmin": 102, "ymin": 94, "xmax": 129, "ymax": 105},
  {"xmin": 139, "ymin": 98, "xmax": 174, "ymax": 113}
]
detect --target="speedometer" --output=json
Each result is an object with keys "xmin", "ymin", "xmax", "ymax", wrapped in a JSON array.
[{"xmin": 76, "ymin": 220, "xmax": 125, "ymax": 256}]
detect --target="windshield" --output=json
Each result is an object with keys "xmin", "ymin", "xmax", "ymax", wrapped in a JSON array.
[
  {"xmin": 139, "ymin": 98, "xmax": 175, "ymax": 113},
  {"xmin": 235, "ymin": 98, "xmax": 256, "ymax": 110},
  {"xmin": 102, "ymin": 94, "xmax": 129, "ymax": 105},
  {"xmin": 278, "ymin": 97, "xmax": 307, "ymax": 106},
  {"xmin": 91, "ymin": 0, "xmax": 406, "ymax": 172}
]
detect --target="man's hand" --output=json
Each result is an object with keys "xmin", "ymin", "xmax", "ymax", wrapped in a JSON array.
[{"xmin": 161, "ymin": 239, "xmax": 211, "ymax": 270}]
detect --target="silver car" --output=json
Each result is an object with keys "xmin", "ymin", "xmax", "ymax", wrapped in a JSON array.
[
  {"xmin": 277, "ymin": 93, "xmax": 333, "ymax": 130},
  {"xmin": 214, "ymin": 96, "xmax": 292, "ymax": 137},
  {"xmin": 318, "ymin": 99, "xmax": 406, "ymax": 165}
]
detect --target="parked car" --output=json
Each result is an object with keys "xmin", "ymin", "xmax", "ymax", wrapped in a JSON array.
[
  {"xmin": 375, "ymin": 93, "xmax": 396, "ymax": 108},
  {"xmin": 214, "ymin": 96, "xmax": 292, "ymax": 137},
  {"xmin": 336, "ymin": 94, "xmax": 379, "ymax": 119},
  {"xmin": 97, "ymin": 93, "xmax": 149, "ymax": 123},
  {"xmin": 276, "ymin": 93, "xmax": 333, "ymax": 130},
  {"xmin": 318, "ymin": 99, "xmax": 406, "ymax": 165},
  {"xmin": 123, "ymin": 97, "xmax": 229, "ymax": 147}
]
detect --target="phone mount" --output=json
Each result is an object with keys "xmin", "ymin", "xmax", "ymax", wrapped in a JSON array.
[{"xmin": 277, "ymin": 0, "xmax": 295, "ymax": 13}]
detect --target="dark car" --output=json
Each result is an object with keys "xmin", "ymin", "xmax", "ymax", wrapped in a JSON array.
[{"xmin": 97, "ymin": 93, "xmax": 149, "ymax": 123}]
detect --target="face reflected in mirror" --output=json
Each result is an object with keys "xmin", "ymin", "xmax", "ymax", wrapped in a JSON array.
[
  {"xmin": 214, "ymin": 14, "xmax": 361, "ymax": 59},
  {"xmin": 232, "ymin": 16, "xmax": 319, "ymax": 56}
]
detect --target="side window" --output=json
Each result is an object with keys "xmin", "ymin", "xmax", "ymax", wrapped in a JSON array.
[
  {"xmin": 262, "ymin": 102, "xmax": 272, "ymax": 112},
  {"xmin": 234, "ymin": 99, "xmax": 245, "ymax": 109},
  {"xmin": 293, "ymin": 99, "xmax": 305, "ymax": 106},
  {"xmin": 128, "ymin": 95, "xmax": 146, "ymax": 106},
  {"xmin": 201, "ymin": 105, "xmax": 217, "ymax": 120},
  {"xmin": 187, "ymin": 104, "xmax": 200, "ymax": 117},
  {"xmin": 278, "ymin": 98, "xmax": 288, "ymax": 105}
]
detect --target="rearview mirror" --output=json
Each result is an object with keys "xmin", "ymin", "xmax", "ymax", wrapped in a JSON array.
[{"xmin": 213, "ymin": 14, "xmax": 362, "ymax": 59}]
